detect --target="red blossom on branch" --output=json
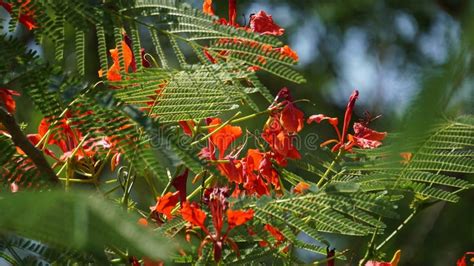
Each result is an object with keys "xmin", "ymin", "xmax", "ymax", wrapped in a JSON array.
[
  {"xmin": 0, "ymin": 88, "xmax": 20, "ymax": 113},
  {"xmin": 249, "ymin": 11, "xmax": 284, "ymax": 36},
  {"xmin": 307, "ymin": 90, "xmax": 386, "ymax": 152},
  {"xmin": 180, "ymin": 187, "xmax": 254, "ymax": 262},
  {"xmin": 151, "ymin": 191, "xmax": 180, "ymax": 220}
]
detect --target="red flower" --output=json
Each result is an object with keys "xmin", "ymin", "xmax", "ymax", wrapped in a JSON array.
[
  {"xmin": 151, "ymin": 191, "xmax": 180, "ymax": 220},
  {"xmin": 0, "ymin": 88, "xmax": 20, "ymax": 113},
  {"xmin": 217, "ymin": 157, "xmax": 243, "ymax": 184},
  {"xmin": 262, "ymin": 224, "xmax": 285, "ymax": 247},
  {"xmin": 280, "ymin": 101, "xmax": 305, "ymax": 133},
  {"xmin": 228, "ymin": 0, "xmax": 237, "ymax": 26},
  {"xmin": 365, "ymin": 250, "xmax": 401, "ymax": 266},
  {"xmin": 249, "ymin": 11, "xmax": 284, "ymax": 36},
  {"xmin": 178, "ymin": 120, "xmax": 195, "ymax": 136},
  {"xmin": 240, "ymin": 149, "xmax": 275, "ymax": 196},
  {"xmin": 457, "ymin": 252, "xmax": 474, "ymax": 266},
  {"xmin": 172, "ymin": 168, "xmax": 189, "ymax": 204},
  {"xmin": 226, "ymin": 209, "xmax": 254, "ymax": 230},
  {"xmin": 308, "ymin": 90, "xmax": 386, "ymax": 152},
  {"xmin": 0, "ymin": 0, "xmax": 37, "ymax": 30},
  {"xmin": 181, "ymin": 201, "xmax": 207, "ymax": 231},
  {"xmin": 261, "ymin": 88, "xmax": 304, "ymax": 165},
  {"xmin": 262, "ymin": 118, "xmax": 301, "ymax": 165},
  {"xmin": 326, "ymin": 247, "xmax": 336, "ymax": 266},
  {"xmin": 348, "ymin": 122, "xmax": 387, "ymax": 149}
]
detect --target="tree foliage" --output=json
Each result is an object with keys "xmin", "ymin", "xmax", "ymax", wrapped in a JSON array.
[{"xmin": 0, "ymin": 0, "xmax": 472, "ymax": 265}]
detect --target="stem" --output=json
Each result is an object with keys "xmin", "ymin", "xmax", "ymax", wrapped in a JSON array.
[
  {"xmin": 201, "ymin": 109, "xmax": 270, "ymax": 129},
  {"xmin": 121, "ymin": 163, "xmax": 135, "ymax": 209},
  {"xmin": 191, "ymin": 111, "xmax": 241, "ymax": 146},
  {"xmin": 56, "ymin": 133, "xmax": 90, "ymax": 177},
  {"xmin": 161, "ymin": 164, "xmax": 184, "ymax": 197},
  {"xmin": 359, "ymin": 224, "xmax": 379, "ymax": 266},
  {"xmin": 170, "ymin": 174, "xmax": 216, "ymax": 215},
  {"xmin": 317, "ymin": 150, "xmax": 342, "ymax": 188},
  {"xmin": 0, "ymin": 106, "xmax": 58, "ymax": 183},
  {"xmin": 376, "ymin": 208, "xmax": 417, "ymax": 251}
]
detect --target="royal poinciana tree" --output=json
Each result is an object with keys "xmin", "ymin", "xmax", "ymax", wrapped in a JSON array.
[{"xmin": 0, "ymin": 0, "xmax": 473, "ymax": 265}]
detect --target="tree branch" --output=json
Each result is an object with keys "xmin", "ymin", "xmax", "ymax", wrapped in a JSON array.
[{"xmin": 0, "ymin": 106, "xmax": 58, "ymax": 183}]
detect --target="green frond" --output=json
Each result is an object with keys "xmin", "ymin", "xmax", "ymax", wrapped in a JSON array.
[
  {"xmin": 250, "ymin": 191, "xmax": 397, "ymax": 241},
  {"xmin": 69, "ymin": 94, "xmax": 168, "ymax": 185},
  {"xmin": 113, "ymin": 65, "xmax": 254, "ymax": 122},
  {"xmin": 0, "ymin": 191, "xmax": 172, "ymax": 260},
  {"xmin": 224, "ymin": 246, "xmax": 276, "ymax": 265},
  {"xmin": 1, "ymin": 235, "xmax": 93, "ymax": 265},
  {"xmin": 75, "ymin": 30, "xmax": 86, "ymax": 76},
  {"xmin": 340, "ymin": 116, "xmax": 473, "ymax": 202}
]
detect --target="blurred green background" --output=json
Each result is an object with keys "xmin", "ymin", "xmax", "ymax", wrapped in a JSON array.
[{"xmin": 2, "ymin": 0, "xmax": 473, "ymax": 265}]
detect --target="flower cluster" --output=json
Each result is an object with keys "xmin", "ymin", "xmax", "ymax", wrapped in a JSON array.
[
  {"xmin": 201, "ymin": 0, "xmax": 298, "ymax": 68},
  {"xmin": 0, "ymin": 0, "xmax": 37, "ymax": 30}
]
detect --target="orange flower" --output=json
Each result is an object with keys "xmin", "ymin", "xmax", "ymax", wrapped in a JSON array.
[
  {"xmin": 226, "ymin": 209, "xmax": 254, "ymax": 230},
  {"xmin": 400, "ymin": 152, "xmax": 412, "ymax": 164},
  {"xmin": 262, "ymin": 88, "xmax": 304, "ymax": 166},
  {"xmin": 217, "ymin": 157, "xmax": 243, "ymax": 184},
  {"xmin": 0, "ymin": 88, "xmax": 20, "ymax": 113},
  {"xmin": 294, "ymin": 181, "xmax": 310, "ymax": 194},
  {"xmin": 151, "ymin": 191, "xmax": 180, "ymax": 220},
  {"xmin": 202, "ymin": 0, "xmax": 214, "ymax": 16},
  {"xmin": 365, "ymin": 250, "xmax": 401, "ymax": 266},
  {"xmin": 276, "ymin": 45, "xmax": 299, "ymax": 61},
  {"xmin": 137, "ymin": 218, "xmax": 148, "ymax": 226},
  {"xmin": 208, "ymin": 118, "xmax": 242, "ymax": 158},
  {"xmin": 103, "ymin": 40, "xmax": 134, "ymax": 81},
  {"xmin": 262, "ymin": 118, "xmax": 301, "ymax": 164}
]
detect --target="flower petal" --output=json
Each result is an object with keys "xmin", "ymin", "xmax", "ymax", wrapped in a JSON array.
[
  {"xmin": 151, "ymin": 191, "xmax": 180, "ymax": 219},
  {"xmin": 280, "ymin": 102, "xmax": 304, "ymax": 133},
  {"xmin": 209, "ymin": 118, "xmax": 242, "ymax": 158},
  {"xmin": 249, "ymin": 11, "xmax": 284, "ymax": 36},
  {"xmin": 202, "ymin": 0, "xmax": 214, "ymax": 15},
  {"xmin": 226, "ymin": 209, "xmax": 254, "ymax": 230},
  {"xmin": 307, "ymin": 114, "xmax": 338, "ymax": 127},
  {"xmin": 181, "ymin": 201, "xmax": 207, "ymax": 230}
]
